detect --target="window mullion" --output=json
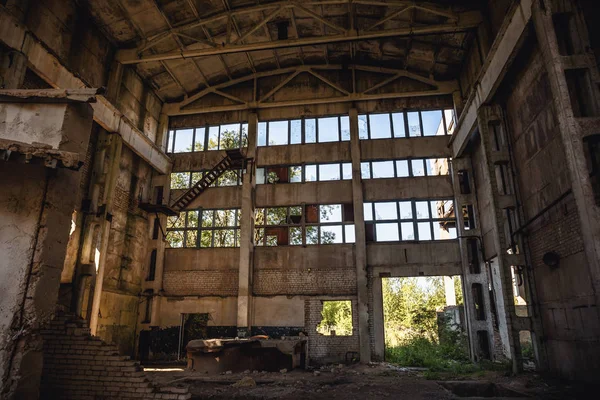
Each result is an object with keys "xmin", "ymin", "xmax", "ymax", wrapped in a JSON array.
[
  {"xmin": 266, "ymin": 122, "xmax": 270, "ymax": 147},
  {"xmin": 412, "ymin": 200, "xmax": 418, "ymax": 241},
  {"xmin": 192, "ymin": 128, "xmax": 196, "ymax": 152},
  {"xmin": 442, "ymin": 111, "xmax": 448, "ymax": 135},
  {"xmin": 418, "ymin": 111, "xmax": 424, "ymax": 137},
  {"xmin": 388, "ymin": 113, "xmax": 394, "ymax": 138},
  {"xmin": 403, "ymin": 109, "xmax": 409, "ymax": 138}
]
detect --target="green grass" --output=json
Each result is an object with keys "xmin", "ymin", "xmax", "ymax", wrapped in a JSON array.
[{"xmin": 385, "ymin": 334, "xmax": 478, "ymax": 375}]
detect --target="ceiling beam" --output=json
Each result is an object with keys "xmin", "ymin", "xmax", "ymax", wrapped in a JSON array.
[
  {"xmin": 162, "ymin": 64, "xmax": 458, "ymax": 115},
  {"xmin": 117, "ymin": 6, "xmax": 481, "ymax": 64}
]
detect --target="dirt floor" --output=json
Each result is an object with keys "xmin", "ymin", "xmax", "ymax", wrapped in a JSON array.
[{"xmin": 145, "ymin": 362, "xmax": 598, "ymax": 399}]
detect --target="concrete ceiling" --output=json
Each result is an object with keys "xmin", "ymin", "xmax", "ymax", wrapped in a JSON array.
[{"xmin": 85, "ymin": 0, "xmax": 482, "ymax": 103}]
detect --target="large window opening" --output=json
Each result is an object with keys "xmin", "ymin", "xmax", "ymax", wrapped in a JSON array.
[
  {"xmin": 167, "ymin": 122, "xmax": 248, "ymax": 153},
  {"xmin": 166, "ymin": 209, "xmax": 241, "ymax": 248},
  {"xmin": 317, "ymin": 300, "xmax": 353, "ymax": 336},
  {"xmin": 359, "ymin": 109, "xmax": 455, "ymax": 140},
  {"xmin": 364, "ymin": 199, "xmax": 457, "ymax": 242},
  {"xmin": 383, "ymin": 276, "xmax": 470, "ymax": 370},
  {"xmin": 254, "ymin": 204, "xmax": 355, "ymax": 246},
  {"xmin": 258, "ymin": 115, "xmax": 350, "ymax": 147}
]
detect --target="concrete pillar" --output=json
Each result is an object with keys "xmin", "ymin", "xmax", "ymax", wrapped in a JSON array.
[
  {"xmin": 237, "ymin": 113, "xmax": 257, "ymax": 337},
  {"xmin": 444, "ymin": 276, "xmax": 457, "ymax": 306},
  {"xmin": 476, "ymin": 105, "xmax": 521, "ymax": 372},
  {"xmin": 450, "ymin": 156, "xmax": 496, "ymax": 361},
  {"xmin": 349, "ymin": 108, "xmax": 371, "ymax": 363},
  {"xmin": 149, "ymin": 174, "xmax": 171, "ymax": 327},
  {"xmin": 89, "ymin": 134, "xmax": 123, "ymax": 335},
  {"xmin": 0, "ymin": 99, "xmax": 94, "ymax": 399},
  {"xmin": 0, "ymin": 50, "xmax": 27, "ymax": 89},
  {"xmin": 371, "ymin": 276, "xmax": 385, "ymax": 361},
  {"xmin": 105, "ymin": 61, "xmax": 124, "ymax": 105}
]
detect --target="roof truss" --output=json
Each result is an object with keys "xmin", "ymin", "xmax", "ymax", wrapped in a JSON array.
[
  {"xmin": 117, "ymin": 0, "xmax": 481, "ymax": 65},
  {"xmin": 163, "ymin": 64, "xmax": 459, "ymax": 115}
]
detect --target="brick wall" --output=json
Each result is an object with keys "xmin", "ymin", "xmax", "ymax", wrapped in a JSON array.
[
  {"xmin": 254, "ymin": 269, "xmax": 357, "ymax": 296},
  {"xmin": 163, "ymin": 270, "xmax": 239, "ymax": 296},
  {"xmin": 304, "ymin": 299, "xmax": 360, "ymax": 365},
  {"xmin": 41, "ymin": 311, "xmax": 190, "ymax": 400},
  {"xmin": 254, "ymin": 246, "xmax": 357, "ymax": 296}
]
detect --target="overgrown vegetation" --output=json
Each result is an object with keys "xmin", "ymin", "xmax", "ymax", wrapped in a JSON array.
[
  {"xmin": 383, "ymin": 277, "xmax": 476, "ymax": 373},
  {"xmin": 317, "ymin": 300, "xmax": 353, "ymax": 336}
]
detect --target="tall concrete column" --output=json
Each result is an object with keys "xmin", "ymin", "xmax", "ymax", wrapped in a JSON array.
[
  {"xmin": 349, "ymin": 108, "xmax": 371, "ymax": 363},
  {"xmin": 0, "ymin": 95, "xmax": 95, "ymax": 399},
  {"xmin": 450, "ymin": 156, "xmax": 495, "ymax": 361},
  {"xmin": 148, "ymin": 174, "xmax": 171, "ymax": 327},
  {"xmin": 444, "ymin": 276, "xmax": 457, "ymax": 306},
  {"xmin": 237, "ymin": 113, "xmax": 257, "ymax": 337},
  {"xmin": 89, "ymin": 134, "xmax": 123, "ymax": 335},
  {"xmin": 476, "ymin": 105, "xmax": 526, "ymax": 372}
]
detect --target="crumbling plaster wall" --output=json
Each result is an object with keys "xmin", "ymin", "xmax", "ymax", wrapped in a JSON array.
[
  {"xmin": 95, "ymin": 146, "xmax": 153, "ymax": 356},
  {"xmin": 0, "ymin": 100, "xmax": 93, "ymax": 398},
  {"xmin": 503, "ymin": 41, "xmax": 599, "ymax": 380}
]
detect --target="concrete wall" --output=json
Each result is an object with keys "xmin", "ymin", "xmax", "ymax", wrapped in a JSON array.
[{"xmin": 503, "ymin": 41, "xmax": 600, "ymax": 380}]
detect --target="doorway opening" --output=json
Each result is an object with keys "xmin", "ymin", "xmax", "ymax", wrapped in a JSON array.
[{"xmin": 382, "ymin": 275, "xmax": 470, "ymax": 370}]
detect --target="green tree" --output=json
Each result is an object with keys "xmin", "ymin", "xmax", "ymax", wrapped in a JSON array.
[{"xmin": 317, "ymin": 301, "xmax": 353, "ymax": 336}]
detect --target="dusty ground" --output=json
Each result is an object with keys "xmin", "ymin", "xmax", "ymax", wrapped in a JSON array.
[{"xmin": 145, "ymin": 363, "xmax": 597, "ymax": 400}]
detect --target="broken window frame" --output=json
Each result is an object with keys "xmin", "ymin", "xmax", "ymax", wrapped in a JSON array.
[
  {"xmin": 170, "ymin": 169, "xmax": 243, "ymax": 190},
  {"xmin": 166, "ymin": 122, "xmax": 249, "ymax": 153},
  {"xmin": 364, "ymin": 199, "xmax": 457, "ymax": 242},
  {"xmin": 359, "ymin": 109, "xmax": 456, "ymax": 140},
  {"xmin": 360, "ymin": 158, "xmax": 451, "ymax": 179},
  {"xmin": 254, "ymin": 204, "xmax": 355, "ymax": 246},
  {"xmin": 256, "ymin": 162, "xmax": 352, "ymax": 184},
  {"xmin": 257, "ymin": 115, "xmax": 351, "ymax": 147},
  {"xmin": 166, "ymin": 208, "xmax": 241, "ymax": 248}
]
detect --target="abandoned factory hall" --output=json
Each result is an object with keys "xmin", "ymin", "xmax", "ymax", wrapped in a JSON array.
[{"xmin": 1, "ymin": 0, "xmax": 600, "ymax": 399}]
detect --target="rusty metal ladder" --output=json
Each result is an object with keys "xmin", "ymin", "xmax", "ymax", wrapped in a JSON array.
[{"xmin": 171, "ymin": 149, "xmax": 246, "ymax": 211}]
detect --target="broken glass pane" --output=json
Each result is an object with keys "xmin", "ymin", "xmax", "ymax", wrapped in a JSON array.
[
  {"xmin": 358, "ymin": 115, "xmax": 368, "ymax": 139},
  {"xmin": 305, "ymin": 119, "xmax": 316, "ymax": 143},
  {"xmin": 319, "ymin": 164, "xmax": 340, "ymax": 181},
  {"xmin": 407, "ymin": 112, "xmax": 421, "ymax": 137},
  {"xmin": 269, "ymin": 121, "xmax": 288, "ymax": 145},
  {"xmin": 374, "ymin": 202, "xmax": 398, "ymax": 220},
  {"xmin": 369, "ymin": 114, "xmax": 392, "ymax": 139},
  {"xmin": 392, "ymin": 112, "xmax": 406, "ymax": 137},
  {"xmin": 421, "ymin": 110, "xmax": 443, "ymax": 136},
  {"xmin": 318, "ymin": 117, "xmax": 339, "ymax": 143},
  {"xmin": 376, "ymin": 223, "xmax": 399, "ymax": 241},
  {"xmin": 174, "ymin": 129, "xmax": 193, "ymax": 153},
  {"xmin": 372, "ymin": 161, "xmax": 395, "ymax": 178}
]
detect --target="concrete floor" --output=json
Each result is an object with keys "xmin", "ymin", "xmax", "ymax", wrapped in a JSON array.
[{"xmin": 144, "ymin": 363, "xmax": 595, "ymax": 400}]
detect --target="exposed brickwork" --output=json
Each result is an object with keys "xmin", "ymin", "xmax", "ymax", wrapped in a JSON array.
[
  {"xmin": 163, "ymin": 270, "xmax": 239, "ymax": 296},
  {"xmin": 527, "ymin": 195, "xmax": 584, "ymax": 265},
  {"xmin": 254, "ymin": 268, "xmax": 357, "ymax": 296},
  {"xmin": 41, "ymin": 311, "xmax": 190, "ymax": 400},
  {"xmin": 304, "ymin": 299, "xmax": 360, "ymax": 365}
]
